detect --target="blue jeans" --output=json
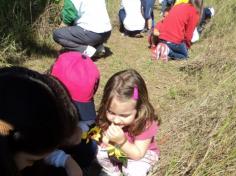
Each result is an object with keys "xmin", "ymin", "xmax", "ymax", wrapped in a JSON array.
[
  {"xmin": 141, "ymin": 0, "xmax": 155, "ymax": 19},
  {"xmin": 161, "ymin": 41, "xmax": 188, "ymax": 59},
  {"xmin": 119, "ymin": 8, "xmax": 126, "ymax": 33},
  {"xmin": 161, "ymin": 0, "xmax": 174, "ymax": 13}
]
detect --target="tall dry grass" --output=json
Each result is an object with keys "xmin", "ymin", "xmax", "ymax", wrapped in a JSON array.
[
  {"xmin": 150, "ymin": 0, "xmax": 236, "ymax": 175},
  {"xmin": 0, "ymin": 0, "xmax": 60, "ymax": 66}
]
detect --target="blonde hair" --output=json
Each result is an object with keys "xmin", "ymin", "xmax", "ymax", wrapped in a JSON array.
[{"xmin": 97, "ymin": 69, "xmax": 159, "ymax": 137}]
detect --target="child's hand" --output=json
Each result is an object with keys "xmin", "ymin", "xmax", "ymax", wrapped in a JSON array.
[
  {"xmin": 106, "ymin": 123, "xmax": 126, "ymax": 145},
  {"xmin": 44, "ymin": 150, "xmax": 69, "ymax": 168},
  {"xmin": 153, "ymin": 28, "xmax": 160, "ymax": 36},
  {"xmin": 65, "ymin": 156, "xmax": 83, "ymax": 176},
  {"xmin": 101, "ymin": 133, "xmax": 110, "ymax": 146}
]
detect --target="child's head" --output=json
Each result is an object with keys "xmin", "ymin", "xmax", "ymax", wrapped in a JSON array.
[
  {"xmin": 51, "ymin": 51, "xmax": 100, "ymax": 122},
  {"xmin": 204, "ymin": 7, "xmax": 215, "ymax": 19},
  {"xmin": 0, "ymin": 66, "xmax": 78, "ymax": 172},
  {"xmin": 97, "ymin": 69, "xmax": 158, "ymax": 136}
]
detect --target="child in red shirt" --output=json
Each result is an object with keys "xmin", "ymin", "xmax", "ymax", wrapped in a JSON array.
[{"xmin": 152, "ymin": 0, "xmax": 202, "ymax": 60}]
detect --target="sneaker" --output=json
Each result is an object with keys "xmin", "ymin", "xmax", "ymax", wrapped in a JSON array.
[
  {"xmin": 152, "ymin": 43, "xmax": 162, "ymax": 60},
  {"xmin": 133, "ymin": 33, "xmax": 143, "ymax": 38},
  {"xmin": 94, "ymin": 44, "xmax": 106, "ymax": 57},
  {"xmin": 142, "ymin": 28, "xmax": 152, "ymax": 35},
  {"xmin": 155, "ymin": 43, "xmax": 169, "ymax": 61},
  {"xmin": 96, "ymin": 44, "xmax": 106, "ymax": 54},
  {"xmin": 159, "ymin": 43, "xmax": 169, "ymax": 62},
  {"xmin": 151, "ymin": 45, "xmax": 157, "ymax": 60},
  {"xmin": 141, "ymin": 28, "xmax": 148, "ymax": 33},
  {"xmin": 83, "ymin": 45, "xmax": 97, "ymax": 57}
]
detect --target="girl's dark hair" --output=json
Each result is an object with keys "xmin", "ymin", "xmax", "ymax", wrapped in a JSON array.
[
  {"xmin": 190, "ymin": 0, "xmax": 204, "ymax": 14},
  {"xmin": 0, "ymin": 66, "xmax": 78, "ymax": 176},
  {"xmin": 97, "ymin": 69, "xmax": 159, "ymax": 137}
]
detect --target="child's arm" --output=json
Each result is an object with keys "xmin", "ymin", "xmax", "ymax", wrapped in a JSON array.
[
  {"xmin": 119, "ymin": 138, "xmax": 152, "ymax": 160},
  {"xmin": 65, "ymin": 156, "xmax": 83, "ymax": 176},
  {"xmin": 44, "ymin": 150, "xmax": 83, "ymax": 176},
  {"xmin": 185, "ymin": 11, "xmax": 200, "ymax": 48},
  {"xmin": 153, "ymin": 21, "xmax": 163, "ymax": 37},
  {"xmin": 61, "ymin": 0, "xmax": 78, "ymax": 25},
  {"xmin": 106, "ymin": 124, "xmax": 152, "ymax": 160}
]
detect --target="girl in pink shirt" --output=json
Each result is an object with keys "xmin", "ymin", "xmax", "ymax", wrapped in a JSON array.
[{"xmin": 96, "ymin": 69, "xmax": 160, "ymax": 176}]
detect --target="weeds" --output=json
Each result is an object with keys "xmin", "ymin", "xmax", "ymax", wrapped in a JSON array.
[{"xmin": 0, "ymin": 0, "xmax": 60, "ymax": 66}]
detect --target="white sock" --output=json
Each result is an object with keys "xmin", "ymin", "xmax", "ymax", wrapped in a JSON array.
[{"xmin": 83, "ymin": 45, "xmax": 96, "ymax": 57}]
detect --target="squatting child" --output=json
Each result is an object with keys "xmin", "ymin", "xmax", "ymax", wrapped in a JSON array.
[{"xmin": 96, "ymin": 69, "xmax": 160, "ymax": 176}]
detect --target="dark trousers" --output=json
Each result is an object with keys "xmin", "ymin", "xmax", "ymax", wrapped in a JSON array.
[{"xmin": 53, "ymin": 26, "xmax": 111, "ymax": 52}]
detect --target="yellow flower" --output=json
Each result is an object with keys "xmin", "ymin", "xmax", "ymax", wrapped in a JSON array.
[
  {"xmin": 107, "ymin": 144, "xmax": 127, "ymax": 165},
  {"xmin": 81, "ymin": 132, "xmax": 88, "ymax": 139},
  {"xmin": 88, "ymin": 126, "xmax": 102, "ymax": 141},
  {"xmin": 82, "ymin": 126, "xmax": 102, "ymax": 143},
  {"xmin": 81, "ymin": 126, "xmax": 128, "ymax": 165}
]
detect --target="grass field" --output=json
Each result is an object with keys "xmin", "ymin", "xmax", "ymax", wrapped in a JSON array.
[{"xmin": 1, "ymin": 0, "xmax": 236, "ymax": 175}]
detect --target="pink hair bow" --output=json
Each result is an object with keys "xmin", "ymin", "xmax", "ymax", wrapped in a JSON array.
[{"xmin": 132, "ymin": 85, "xmax": 139, "ymax": 100}]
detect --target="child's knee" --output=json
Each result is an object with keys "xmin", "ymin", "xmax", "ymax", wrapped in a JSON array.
[{"xmin": 123, "ymin": 162, "xmax": 151, "ymax": 176}]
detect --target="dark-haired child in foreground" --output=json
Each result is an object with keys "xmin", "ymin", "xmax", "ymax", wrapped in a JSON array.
[{"xmin": 0, "ymin": 66, "xmax": 80, "ymax": 176}]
